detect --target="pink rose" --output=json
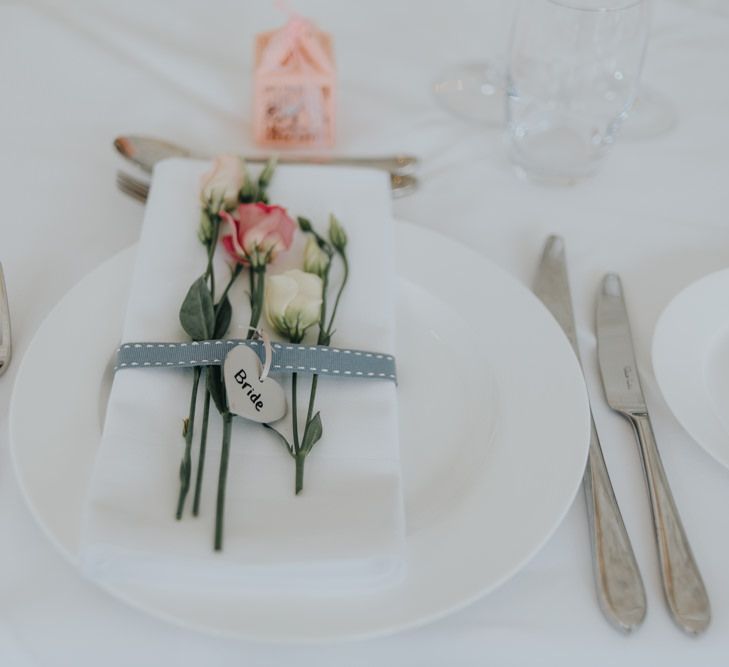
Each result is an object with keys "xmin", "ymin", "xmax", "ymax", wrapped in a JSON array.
[
  {"xmin": 200, "ymin": 155, "xmax": 246, "ymax": 212},
  {"xmin": 220, "ymin": 203, "xmax": 296, "ymax": 267}
]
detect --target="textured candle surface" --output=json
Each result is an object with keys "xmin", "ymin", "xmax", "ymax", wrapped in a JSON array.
[{"xmin": 253, "ymin": 17, "xmax": 336, "ymax": 148}]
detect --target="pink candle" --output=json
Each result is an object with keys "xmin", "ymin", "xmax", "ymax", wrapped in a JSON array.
[{"xmin": 253, "ymin": 16, "xmax": 336, "ymax": 148}]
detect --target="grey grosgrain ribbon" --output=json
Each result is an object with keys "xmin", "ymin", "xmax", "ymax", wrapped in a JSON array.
[{"xmin": 114, "ymin": 339, "xmax": 397, "ymax": 382}]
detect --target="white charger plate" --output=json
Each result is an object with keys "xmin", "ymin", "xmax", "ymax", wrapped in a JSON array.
[
  {"xmin": 9, "ymin": 221, "xmax": 590, "ymax": 642},
  {"xmin": 653, "ymin": 268, "xmax": 729, "ymax": 471}
]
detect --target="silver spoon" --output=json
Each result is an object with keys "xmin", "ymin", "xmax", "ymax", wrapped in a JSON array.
[
  {"xmin": 114, "ymin": 135, "xmax": 419, "ymax": 177},
  {"xmin": 117, "ymin": 168, "xmax": 417, "ymax": 202},
  {"xmin": 114, "ymin": 136, "xmax": 419, "ymax": 199}
]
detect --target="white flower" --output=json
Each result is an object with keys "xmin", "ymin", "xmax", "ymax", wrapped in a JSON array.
[
  {"xmin": 303, "ymin": 236, "xmax": 330, "ymax": 278},
  {"xmin": 200, "ymin": 154, "xmax": 246, "ymax": 212},
  {"xmin": 265, "ymin": 269, "xmax": 323, "ymax": 342}
]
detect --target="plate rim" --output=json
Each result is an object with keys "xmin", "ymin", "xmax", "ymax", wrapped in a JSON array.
[
  {"xmin": 652, "ymin": 267, "xmax": 729, "ymax": 471},
  {"xmin": 9, "ymin": 220, "xmax": 590, "ymax": 643}
]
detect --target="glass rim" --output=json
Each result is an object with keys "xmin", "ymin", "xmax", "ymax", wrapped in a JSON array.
[{"xmin": 546, "ymin": 0, "xmax": 644, "ymax": 12}]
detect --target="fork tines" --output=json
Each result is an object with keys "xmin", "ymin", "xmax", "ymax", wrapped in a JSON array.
[{"xmin": 116, "ymin": 171, "xmax": 150, "ymax": 203}]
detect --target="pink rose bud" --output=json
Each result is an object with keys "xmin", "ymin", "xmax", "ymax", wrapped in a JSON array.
[
  {"xmin": 220, "ymin": 203, "xmax": 296, "ymax": 267},
  {"xmin": 200, "ymin": 155, "xmax": 246, "ymax": 212}
]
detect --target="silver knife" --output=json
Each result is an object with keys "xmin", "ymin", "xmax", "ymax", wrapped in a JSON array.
[
  {"xmin": 534, "ymin": 237, "xmax": 646, "ymax": 633},
  {"xmin": 0, "ymin": 263, "xmax": 10, "ymax": 376},
  {"xmin": 596, "ymin": 273, "xmax": 710, "ymax": 635}
]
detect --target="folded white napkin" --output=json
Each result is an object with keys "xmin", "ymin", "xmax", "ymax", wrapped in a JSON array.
[{"xmin": 80, "ymin": 159, "xmax": 405, "ymax": 593}]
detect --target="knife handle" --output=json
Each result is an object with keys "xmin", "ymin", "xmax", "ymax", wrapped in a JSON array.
[
  {"xmin": 583, "ymin": 416, "xmax": 646, "ymax": 633},
  {"xmin": 0, "ymin": 263, "xmax": 10, "ymax": 375},
  {"xmin": 628, "ymin": 412, "xmax": 711, "ymax": 635}
]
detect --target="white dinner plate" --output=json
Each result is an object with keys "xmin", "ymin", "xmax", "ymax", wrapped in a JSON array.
[
  {"xmin": 653, "ymin": 269, "xmax": 729, "ymax": 471},
  {"xmin": 9, "ymin": 221, "xmax": 590, "ymax": 642}
]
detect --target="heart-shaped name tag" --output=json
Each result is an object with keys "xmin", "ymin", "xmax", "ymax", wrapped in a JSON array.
[{"xmin": 223, "ymin": 345, "xmax": 287, "ymax": 423}]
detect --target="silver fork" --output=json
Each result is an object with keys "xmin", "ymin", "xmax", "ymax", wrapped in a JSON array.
[
  {"xmin": 0, "ymin": 263, "xmax": 11, "ymax": 376},
  {"xmin": 116, "ymin": 169, "xmax": 417, "ymax": 202},
  {"xmin": 116, "ymin": 171, "xmax": 150, "ymax": 203}
]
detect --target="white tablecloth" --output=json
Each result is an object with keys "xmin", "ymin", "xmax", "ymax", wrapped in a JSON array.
[{"xmin": 2, "ymin": 1, "xmax": 728, "ymax": 664}]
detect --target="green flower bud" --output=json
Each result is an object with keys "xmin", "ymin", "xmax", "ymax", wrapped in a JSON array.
[
  {"xmin": 197, "ymin": 210, "xmax": 214, "ymax": 245},
  {"xmin": 328, "ymin": 214, "xmax": 347, "ymax": 251},
  {"xmin": 258, "ymin": 156, "xmax": 278, "ymax": 190}
]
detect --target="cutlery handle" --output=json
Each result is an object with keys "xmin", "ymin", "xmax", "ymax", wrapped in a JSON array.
[
  {"xmin": 255, "ymin": 155, "xmax": 418, "ymax": 174},
  {"xmin": 114, "ymin": 137, "xmax": 418, "ymax": 176},
  {"xmin": 114, "ymin": 139, "xmax": 417, "ymax": 197},
  {"xmin": 629, "ymin": 412, "xmax": 710, "ymax": 635},
  {"xmin": 0, "ymin": 263, "xmax": 11, "ymax": 376},
  {"xmin": 583, "ymin": 416, "xmax": 646, "ymax": 633},
  {"xmin": 184, "ymin": 152, "xmax": 418, "ymax": 175}
]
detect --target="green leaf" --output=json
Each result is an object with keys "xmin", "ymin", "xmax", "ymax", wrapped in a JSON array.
[
  {"xmin": 328, "ymin": 214, "xmax": 348, "ymax": 251},
  {"xmin": 213, "ymin": 296, "xmax": 233, "ymax": 339},
  {"xmin": 179, "ymin": 458, "xmax": 189, "ymax": 484},
  {"xmin": 263, "ymin": 424, "xmax": 295, "ymax": 457},
  {"xmin": 207, "ymin": 367, "xmax": 228, "ymax": 415},
  {"xmin": 301, "ymin": 412, "xmax": 323, "ymax": 454},
  {"xmin": 179, "ymin": 277, "xmax": 215, "ymax": 341}
]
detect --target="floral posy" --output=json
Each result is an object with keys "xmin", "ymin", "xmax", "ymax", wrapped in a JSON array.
[{"xmin": 174, "ymin": 155, "xmax": 350, "ymax": 550}]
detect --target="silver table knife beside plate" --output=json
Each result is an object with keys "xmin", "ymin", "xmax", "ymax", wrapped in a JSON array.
[
  {"xmin": 0, "ymin": 263, "xmax": 10, "ymax": 376},
  {"xmin": 113, "ymin": 135, "xmax": 419, "ymax": 198},
  {"xmin": 534, "ymin": 236, "xmax": 646, "ymax": 633},
  {"xmin": 596, "ymin": 273, "xmax": 711, "ymax": 636}
]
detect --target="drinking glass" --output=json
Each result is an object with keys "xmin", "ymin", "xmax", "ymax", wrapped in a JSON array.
[
  {"xmin": 506, "ymin": 0, "xmax": 650, "ymax": 183},
  {"xmin": 433, "ymin": 60, "xmax": 505, "ymax": 125}
]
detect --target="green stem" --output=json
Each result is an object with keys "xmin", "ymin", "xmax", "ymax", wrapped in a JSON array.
[
  {"xmin": 192, "ymin": 380, "xmax": 211, "ymax": 516},
  {"xmin": 211, "ymin": 265, "xmax": 266, "ymax": 549},
  {"xmin": 188, "ymin": 215, "xmax": 219, "ymax": 520},
  {"xmin": 204, "ymin": 215, "xmax": 221, "ymax": 294},
  {"xmin": 218, "ymin": 264, "xmax": 243, "ymax": 311},
  {"xmin": 176, "ymin": 366, "xmax": 201, "ymax": 519},
  {"xmin": 248, "ymin": 268, "xmax": 266, "ymax": 333},
  {"xmin": 295, "ymin": 374, "xmax": 320, "ymax": 496},
  {"xmin": 317, "ymin": 268, "xmax": 330, "ymax": 344},
  {"xmin": 214, "ymin": 412, "xmax": 233, "ymax": 551},
  {"xmin": 325, "ymin": 254, "xmax": 349, "ymax": 337},
  {"xmin": 193, "ymin": 263, "xmax": 243, "ymax": 517},
  {"xmin": 295, "ymin": 453, "xmax": 305, "ymax": 495},
  {"xmin": 294, "ymin": 252, "xmax": 341, "ymax": 496},
  {"xmin": 291, "ymin": 372, "xmax": 300, "ymax": 452},
  {"xmin": 248, "ymin": 266, "xmax": 255, "ymax": 310},
  {"xmin": 305, "ymin": 374, "xmax": 319, "ymax": 426}
]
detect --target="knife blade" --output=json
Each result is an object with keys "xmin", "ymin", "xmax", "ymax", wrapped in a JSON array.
[
  {"xmin": 595, "ymin": 273, "xmax": 647, "ymax": 414},
  {"xmin": 596, "ymin": 273, "xmax": 710, "ymax": 635},
  {"xmin": 534, "ymin": 236, "xmax": 646, "ymax": 633}
]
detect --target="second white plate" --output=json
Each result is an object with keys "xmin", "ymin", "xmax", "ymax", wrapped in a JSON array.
[
  {"xmin": 9, "ymin": 221, "xmax": 590, "ymax": 642},
  {"xmin": 653, "ymin": 268, "xmax": 729, "ymax": 471}
]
